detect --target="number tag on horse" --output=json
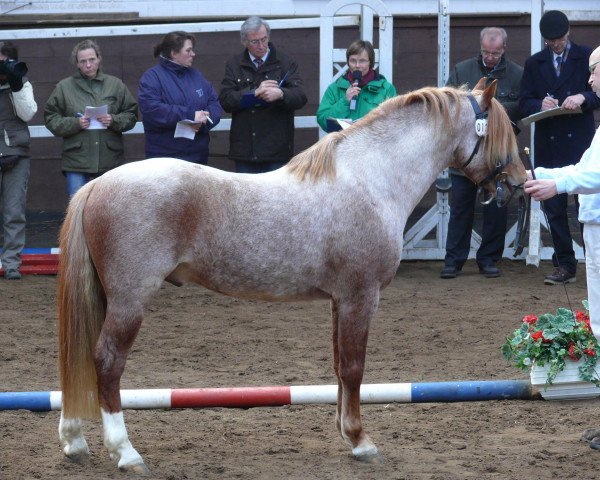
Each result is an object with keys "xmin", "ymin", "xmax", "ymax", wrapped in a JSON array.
[{"xmin": 475, "ymin": 118, "xmax": 488, "ymax": 137}]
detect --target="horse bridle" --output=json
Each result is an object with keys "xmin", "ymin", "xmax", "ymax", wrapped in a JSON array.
[
  {"xmin": 460, "ymin": 94, "xmax": 522, "ymax": 208},
  {"xmin": 460, "ymin": 94, "xmax": 529, "ymax": 257}
]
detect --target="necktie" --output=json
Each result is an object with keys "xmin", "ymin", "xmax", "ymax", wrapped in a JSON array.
[
  {"xmin": 555, "ymin": 55, "xmax": 562, "ymax": 75},
  {"xmin": 254, "ymin": 58, "xmax": 263, "ymax": 69}
]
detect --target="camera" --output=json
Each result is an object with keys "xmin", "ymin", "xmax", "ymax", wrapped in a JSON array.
[{"xmin": 0, "ymin": 59, "xmax": 27, "ymax": 78}]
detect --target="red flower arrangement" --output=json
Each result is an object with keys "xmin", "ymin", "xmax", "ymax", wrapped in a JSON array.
[{"xmin": 502, "ymin": 300, "xmax": 599, "ymax": 386}]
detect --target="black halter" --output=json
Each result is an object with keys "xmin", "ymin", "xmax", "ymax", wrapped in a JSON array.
[{"xmin": 460, "ymin": 95, "xmax": 488, "ymax": 169}]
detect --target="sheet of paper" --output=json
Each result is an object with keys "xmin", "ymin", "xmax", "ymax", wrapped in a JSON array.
[
  {"xmin": 174, "ymin": 120, "xmax": 202, "ymax": 140},
  {"xmin": 337, "ymin": 119, "xmax": 353, "ymax": 130},
  {"xmin": 325, "ymin": 118, "xmax": 353, "ymax": 133},
  {"xmin": 84, "ymin": 105, "xmax": 108, "ymax": 129}
]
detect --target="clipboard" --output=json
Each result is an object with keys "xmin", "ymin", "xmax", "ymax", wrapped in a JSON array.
[
  {"xmin": 240, "ymin": 91, "xmax": 268, "ymax": 109},
  {"xmin": 519, "ymin": 106, "xmax": 582, "ymax": 127}
]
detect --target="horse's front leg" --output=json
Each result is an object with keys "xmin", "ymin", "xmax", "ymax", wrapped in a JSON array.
[
  {"xmin": 334, "ymin": 290, "xmax": 382, "ymax": 463},
  {"xmin": 95, "ymin": 304, "xmax": 150, "ymax": 476},
  {"xmin": 330, "ymin": 299, "xmax": 343, "ymax": 435}
]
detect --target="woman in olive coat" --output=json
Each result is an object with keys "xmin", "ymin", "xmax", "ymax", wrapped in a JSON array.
[{"xmin": 44, "ymin": 39, "xmax": 138, "ymax": 197}]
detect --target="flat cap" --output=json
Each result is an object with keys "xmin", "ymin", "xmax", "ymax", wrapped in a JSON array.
[{"xmin": 539, "ymin": 10, "xmax": 569, "ymax": 40}]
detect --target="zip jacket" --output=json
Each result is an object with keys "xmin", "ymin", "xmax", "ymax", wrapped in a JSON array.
[
  {"xmin": 44, "ymin": 70, "xmax": 138, "ymax": 173},
  {"xmin": 138, "ymin": 56, "xmax": 222, "ymax": 164},
  {"xmin": 316, "ymin": 73, "xmax": 396, "ymax": 131}
]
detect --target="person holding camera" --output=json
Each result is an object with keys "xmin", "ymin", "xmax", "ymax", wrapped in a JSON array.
[
  {"xmin": 0, "ymin": 41, "xmax": 37, "ymax": 280},
  {"xmin": 44, "ymin": 39, "xmax": 138, "ymax": 197}
]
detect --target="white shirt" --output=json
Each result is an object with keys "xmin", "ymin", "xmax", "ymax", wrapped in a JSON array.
[{"xmin": 536, "ymin": 126, "xmax": 600, "ymax": 225}]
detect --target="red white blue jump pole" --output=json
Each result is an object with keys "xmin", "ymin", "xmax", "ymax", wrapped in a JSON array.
[{"xmin": 0, "ymin": 380, "xmax": 534, "ymax": 412}]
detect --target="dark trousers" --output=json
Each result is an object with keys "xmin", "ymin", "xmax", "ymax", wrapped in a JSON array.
[
  {"xmin": 235, "ymin": 160, "xmax": 287, "ymax": 174},
  {"xmin": 543, "ymin": 193, "xmax": 578, "ymax": 273},
  {"xmin": 444, "ymin": 174, "xmax": 508, "ymax": 268}
]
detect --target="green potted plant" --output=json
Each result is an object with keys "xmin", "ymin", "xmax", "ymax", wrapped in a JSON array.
[{"xmin": 502, "ymin": 301, "xmax": 600, "ymax": 389}]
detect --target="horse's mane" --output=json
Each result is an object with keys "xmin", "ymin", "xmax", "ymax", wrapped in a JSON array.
[
  {"xmin": 479, "ymin": 95, "xmax": 519, "ymax": 169},
  {"xmin": 287, "ymin": 84, "xmax": 517, "ymax": 182},
  {"xmin": 366, "ymin": 84, "xmax": 467, "ymax": 128},
  {"xmin": 286, "ymin": 129, "xmax": 341, "ymax": 182}
]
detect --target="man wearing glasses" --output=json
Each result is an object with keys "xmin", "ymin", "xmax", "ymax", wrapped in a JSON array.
[
  {"xmin": 440, "ymin": 27, "xmax": 523, "ymax": 280},
  {"xmin": 219, "ymin": 16, "xmax": 307, "ymax": 173},
  {"xmin": 519, "ymin": 10, "xmax": 600, "ymax": 285}
]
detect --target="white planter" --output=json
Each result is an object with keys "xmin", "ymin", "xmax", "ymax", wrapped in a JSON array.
[{"xmin": 530, "ymin": 359, "xmax": 600, "ymax": 400}]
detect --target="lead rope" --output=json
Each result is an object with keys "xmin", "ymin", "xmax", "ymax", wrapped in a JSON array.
[{"xmin": 524, "ymin": 147, "xmax": 574, "ymax": 313}]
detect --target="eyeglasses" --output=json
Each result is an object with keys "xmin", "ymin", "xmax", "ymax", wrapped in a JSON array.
[
  {"xmin": 545, "ymin": 35, "xmax": 568, "ymax": 45},
  {"xmin": 589, "ymin": 60, "xmax": 600, "ymax": 75},
  {"xmin": 247, "ymin": 36, "xmax": 269, "ymax": 46},
  {"xmin": 480, "ymin": 50, "xmax": 504, "ymax": 59},
  {"xmin": 348, "ymin": 58, "xmax": 369, "ymax": 66}
]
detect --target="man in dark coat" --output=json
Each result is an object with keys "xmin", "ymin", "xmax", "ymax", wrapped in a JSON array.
[
  {"xmin": 219, "ymin": 16, "xmax": 307, "ymax": 173},
  {"xmin": 440, "ymin": 27, "xmax": 523, "ymax": 280},
  {"xmin": 519, "ymin": 10, "xmax": 600, "ymax": 284}
]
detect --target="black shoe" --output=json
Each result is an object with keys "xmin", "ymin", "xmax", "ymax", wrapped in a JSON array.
[
  {"xmin": 440, "ymin": 265, "xmax": 461, "ymax": 279},
  {"xmin": 544, "ymin": 267, "xmax": 576, "ymax": 285},
  {"xmin": 478, "ymin": 264, "xmax": 501, "ymax": 278}
]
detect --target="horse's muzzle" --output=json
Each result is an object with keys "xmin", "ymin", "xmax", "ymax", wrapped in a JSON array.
[{"xmin": 478, "ymin": 172, "xmax": 525, "ymax": 207}]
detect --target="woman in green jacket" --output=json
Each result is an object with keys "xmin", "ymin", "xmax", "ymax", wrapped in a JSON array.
[
  {"xmin": 44, "ymin": 39, "xmax": 138, "ymax": 197},
  {"xmin": 317, "ymin": 40, "xmax": 396, "ymax": 132}
]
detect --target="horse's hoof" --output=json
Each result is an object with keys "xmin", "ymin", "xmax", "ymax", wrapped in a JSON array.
[
  {"xmin": 589, "ymin": 437, "xmax": 600, "ymax": 450},
  {"xmin": 582, "ymin": 428, "xmax": 600, "ymax": 442},
  {"xmin": 119, "ymin": 461, "xmax": 151, "ymax": 477},
  {"xmin": 352, "ymin": 446, "xmax": 384, "ymax": 464},
  {"xmin": 65, "ymin": 452, "xmax": 89, "ymax": 465}
]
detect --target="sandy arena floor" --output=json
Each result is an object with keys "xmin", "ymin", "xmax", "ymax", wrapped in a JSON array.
[{"xmin": 2, "ymin": 260, "xmax": 600, "ymax": 480}]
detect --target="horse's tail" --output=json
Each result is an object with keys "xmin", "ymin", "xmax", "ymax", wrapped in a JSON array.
[
  {"xmin": 286, "ymin": 130, "xmax": 342, "ymax": 182},
  {"xmin": 57, "ymin": 182, "xmax": 104, "ymax": 419}
]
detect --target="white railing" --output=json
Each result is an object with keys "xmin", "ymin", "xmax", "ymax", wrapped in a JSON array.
[{"xmin": 2, "ymin": 1, "xmax": 600, "ymax": 20}]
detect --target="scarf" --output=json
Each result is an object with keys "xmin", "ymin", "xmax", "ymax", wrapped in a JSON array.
[{"xmin": 346, "ymin": 68, "xmax": 376, "ymax": 86}]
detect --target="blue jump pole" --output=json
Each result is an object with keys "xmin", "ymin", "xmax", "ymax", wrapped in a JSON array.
[
  {"xmin": 0, "ymin": 391, "xmax": 54, "ymax": 412},
  {"xmin": 411, "ymin": 380, "xmax": 533, "ymax": 403}
]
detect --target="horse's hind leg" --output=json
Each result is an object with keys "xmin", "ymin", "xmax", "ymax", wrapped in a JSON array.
[
  {"xmin": 333, "ymin": 291, "xmax": 383, "ymax": 464},
  {"xmin": 59, "ymin": 414, "xmax": 89, "ymax": 463},
  {"xmin": 95, "ymin": 300, "xmax": 150, "ymax": 476}
]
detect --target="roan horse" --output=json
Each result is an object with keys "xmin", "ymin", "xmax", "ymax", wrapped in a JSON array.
[{"xmin": 57, "ymin": 79, "xmax": 527, "ymax": 475}]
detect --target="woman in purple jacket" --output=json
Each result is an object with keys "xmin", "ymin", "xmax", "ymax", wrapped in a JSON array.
[{"xmin": 138, "ymin": 31, "xmax": 222, "ymax": 164}]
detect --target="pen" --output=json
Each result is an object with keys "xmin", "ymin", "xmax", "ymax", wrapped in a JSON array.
[
  {"xmin": 205, "ymin": 114, "xmax": 213, "ymax": 125},
  {"xmin": 278, "ymin": 70, "xmax": 290, "ymax": 87},
  {"xmin": 546, "ymin": 93, "xmax": 559, "ymax": 108}
]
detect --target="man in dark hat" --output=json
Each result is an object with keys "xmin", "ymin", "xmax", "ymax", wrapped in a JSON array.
[{"xmin": 519, "ymin": 10, "xmax": 600, "ymax": 285}]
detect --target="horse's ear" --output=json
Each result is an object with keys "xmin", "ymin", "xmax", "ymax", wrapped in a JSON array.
[
  {"xmin": 472, "ymin": 77, "xmax": 487, "ymax": 92},
  {"xmin": 480, "ymin": 79, "xmax": 497, "ymax": 110}
]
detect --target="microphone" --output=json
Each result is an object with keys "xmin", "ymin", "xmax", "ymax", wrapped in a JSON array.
[{"xmin": 349, "ymin": 70, "xmax": 362, "ymax": 111}]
